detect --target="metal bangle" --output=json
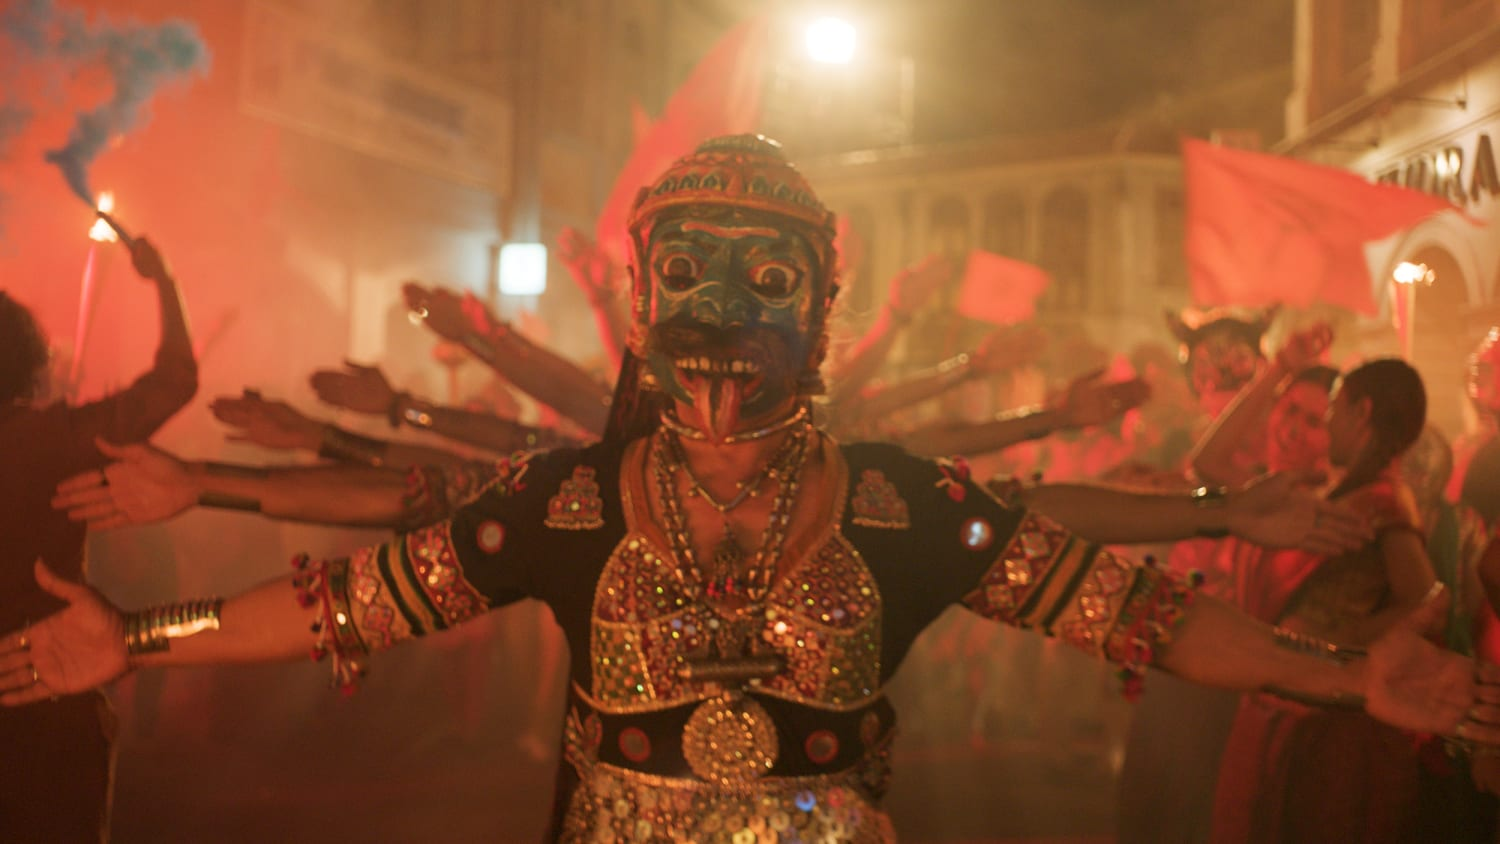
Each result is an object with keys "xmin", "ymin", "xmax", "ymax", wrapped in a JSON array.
[
  {"xmin": 1272, "ymin": 626, "xmax": 1366, "ymax": 665},
  {"xmin": 124, "ymin": 598, "xmax": 224, "ymax": 661}
]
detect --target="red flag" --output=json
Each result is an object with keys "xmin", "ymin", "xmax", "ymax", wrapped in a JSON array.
[
  {"xmin": 955, "ymin": 248, "xmax": 1051, "ymax": 325},
  {"xmin": 595, "ymin": 17, "xmax": 769, "ymax": 264},
  {"xmin": 1183, "ymin": 137, "xmax": 1460, "ymax": 315}
]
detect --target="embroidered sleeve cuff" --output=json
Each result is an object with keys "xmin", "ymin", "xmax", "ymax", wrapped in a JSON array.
[{"xmin": 961, "ymin": 510, "xmax": 1198, "ymax": 700}]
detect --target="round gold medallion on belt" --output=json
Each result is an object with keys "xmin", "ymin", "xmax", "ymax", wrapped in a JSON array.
[{"xmin": 682, "ymin": 693, "xmax": 779, "ymax": 784}]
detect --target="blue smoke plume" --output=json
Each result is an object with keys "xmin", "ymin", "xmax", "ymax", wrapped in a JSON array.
[{"xmin": 1, "ymin": 0, "xmax": 209, "ymax": 204}]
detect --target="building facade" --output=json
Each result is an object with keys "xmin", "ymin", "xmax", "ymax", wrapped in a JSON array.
[{"xmin": 1280, "ymin": 0, "xmax": 1500, "ymax": 433}]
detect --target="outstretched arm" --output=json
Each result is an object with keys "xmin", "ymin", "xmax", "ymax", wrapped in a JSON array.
[
  {"xmin": 403, "ymin": 283, "xmax": 612, "ymax": 435},
  {"xmin": 1154, "ymin": 587, "xmax": 1500, "ymax": 746},
  {"xmin": 839, "ymin": 324, "xmax": 1046, "ymax": 425},
  {"xmin": 308, "ymin": 362, "xmax": 584, "ymax": 454},
  {"xmin": 1015, "ymin": 469, "xmax": 1371, "ymax": 554},
  {"xmin": 827, "ymin": 255, "xmax": 953, "ymax": 406},
  {"xmin": 899, "ymin": 369, "xmax": 1148, "ymax": 458},
  {"xmin": 52, "ymin": 440, "xmax": 413, "ymax": 529},
  {"xmin": 210, "ymin": 392, "xmax": 474, "ymax": 469},
  {"xmin": 0, "ymin": 561, "xmax": 315, "ymax": 706}
]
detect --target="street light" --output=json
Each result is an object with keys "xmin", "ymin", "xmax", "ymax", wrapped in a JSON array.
[
  {"xmin": 499, "ymin": 242, "xmax": 548, "ymax": 296},
  {"xmin": 1392, "ymin": 261, "xmax": 1435, "ymax": 361},
  {"xmin": 805, "ymin": 16, "xmax": 855, "ymax": 65}
]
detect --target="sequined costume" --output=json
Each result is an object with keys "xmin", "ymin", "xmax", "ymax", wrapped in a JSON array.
[{"xmin": 300, "ymin": 432, "xmax": 1192, "ymax": 841}]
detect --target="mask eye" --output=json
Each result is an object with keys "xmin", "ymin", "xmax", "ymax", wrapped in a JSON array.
[
  {"xmin": 657, "ymin": 253, "xmax": 701, "ymax": 292},
  {"xmin": 751, "ymin": 261, "xmax": 801, "ymax": 297}
]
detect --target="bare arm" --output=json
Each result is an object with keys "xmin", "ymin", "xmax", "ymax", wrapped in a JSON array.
[
  {"xmin": 1191, "ymin": 322, "xmax": 1332, "ymax": 487},
  {"xmin": 403, "ymin": 283, "xmax": 612, "ymax": 435},
  {"xmin": 390, "ymin": 395, "xmax": 584, "ymax": 454},
  {"xmin": 211, "ymin": 392, "xmax": 474, "ymax": 470},
  {"xmin": 1017, "ymin": 471, "xmax": 1371, "ymax": 554},
  {"xmin": 900, "ymin": 371, "xmax": 1149, "ymax": 458},
  {"xmin": 827, "ymin": 255, "xmax": 953, "ymax": 406},
  {"xmin": 52, "ymin": 441, "xmax": 413, "ymax": 529},
  {"xmin": 69, "ymin": 236, "xmax": 198, "ymax": 444},
  {"xmin": 1188, "ymin": 364, "xmax": 1283, "ymax": 487}
]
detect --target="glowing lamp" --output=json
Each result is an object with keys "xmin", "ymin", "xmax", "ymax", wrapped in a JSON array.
[
  {"xmin": 1392, "ymin": 261, "xmax": 1435, "ymax": 286},
  {"xmin": 499, "ymin": 242, "xmax": 547, "ymax": 296},
  {"xmin": 805, "ymin": 17, "xmax": 855, "ymax": 64}
]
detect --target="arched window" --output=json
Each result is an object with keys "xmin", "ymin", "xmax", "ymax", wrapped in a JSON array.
[
  {"xmin": 927, "ymin": 196, "xmax": 971, "ymax": 264},
  {"xmin": 981, "ymin": 192, "xmax": 1027, "ymax": 260}
]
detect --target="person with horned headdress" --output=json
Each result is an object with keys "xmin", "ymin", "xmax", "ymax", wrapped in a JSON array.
[{"xmin": 17, "ymin": 136, "xmax": 1500, "ymax": 841}]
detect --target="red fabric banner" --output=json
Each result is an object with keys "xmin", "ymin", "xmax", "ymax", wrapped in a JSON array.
[
  {"xmin": 1183, "ymin": 137, "xmax": 1459, "ymax": 315},
  {"xmin": 595, "ymin": 17, "xmax": 769, "ymax": 265},
  {"xmin": 955, "ymin": 248, "xmax": 1051, "ymax": 325}
]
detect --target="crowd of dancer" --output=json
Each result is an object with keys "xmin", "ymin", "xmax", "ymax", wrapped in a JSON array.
[{"xmin": 4, "ymin": 134, "xmax": 1500, "ymax": 843}]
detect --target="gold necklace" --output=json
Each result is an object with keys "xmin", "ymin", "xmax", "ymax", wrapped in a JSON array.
[
  {"xmin": 651, "ymin": 422, "xmax": 811, "ymax": 600},
  {"xmin": 659, "ymin": 403, "xmax": 809, "ymax": 444}
]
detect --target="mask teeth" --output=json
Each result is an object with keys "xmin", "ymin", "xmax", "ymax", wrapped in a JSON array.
[{"xmin": 674, "ymin": 357, "xmax": 761, "ymax": 376}]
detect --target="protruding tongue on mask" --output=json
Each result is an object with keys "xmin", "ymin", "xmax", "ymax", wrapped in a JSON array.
[{"xmin": 687, "ymin": 371, "xmax": 744, "ymax": 444}]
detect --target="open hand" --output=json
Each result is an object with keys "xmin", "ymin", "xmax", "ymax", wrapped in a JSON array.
[
  {"xmin": 887, "ymin": 254, "xmax": 953, "ymax": 317},
  {"xmin": 1365, "ymin": 588, "xmax": 1500, "ymax": 743},
  {"xmin": 0, "ymin": 561, "xmax": 128, "ymax": 706},
  {"xmin": 1227, "ymin": 470, "xmax": 1374, "ymax": 555},
  {"xmin": 52, "ymin": 439, "xmax": 196, "ymax": 530},
  {"xmin": 558, "ymin": 226, "xmax": 621, "ymax": 303},
  {"xmin": 309, "ymin": 361, "xmax": 400, "ymax": 416},
  {"xmin": 1051, "ymin": 368, "xmax": 1151, "ymax": 429},
  {"xmin": 211, "ymin": 392, "xmax": 323, "ymax": 450},
  {"xmin": 1275, "ymin": 322, "xmax": 1333, "ymax": 373}
]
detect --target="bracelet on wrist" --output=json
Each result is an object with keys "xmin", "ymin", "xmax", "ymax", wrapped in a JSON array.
[
  {"xmin": 1191, "ymin": 485, "xmax": 1231, "ymax": 537},
  {"xmin": 386, "ymin": 393, "xmax": 409, "ymax": 429},
  {"xmin": 402, "ymin": 402, "xmax": 436, "ymax": 430},
  {"xmin": 1272, "ymin": 626, "xmax": 1366, "ymax": 665},
  {"xmin": 123, "ymin": 598, "xmax": 224, "ymax": 665}
]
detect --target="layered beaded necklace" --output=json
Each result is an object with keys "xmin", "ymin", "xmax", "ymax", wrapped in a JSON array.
[{"xmin": 651, "ymin": 413, "xmax": 812, "ymax": 601}]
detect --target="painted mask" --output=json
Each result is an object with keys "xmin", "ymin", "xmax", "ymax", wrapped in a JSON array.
[
  {"xmin": 626, "ymin": 135, "xmax": 837, "ymax": 441},
  {"xmin": 1166, "ymin": 307, "xmax": 1274, "ymax": 411}
]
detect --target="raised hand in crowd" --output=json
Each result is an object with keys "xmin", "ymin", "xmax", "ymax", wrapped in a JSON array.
[
  {"xmin": 1049, "ymin": 367, "xmax": 1152, "ymax": 430},
  {"xmin": 309, "ymin": 361, "xmax": 401, "ymax": 417},
  {"xmin": 210, "ymin": 391, "xmax": 324, "ymax": 452},
  {"xmin": 828, "ymin": 253, "xmax": 955, "ymax": 406},
  {"xmin": 126, "ymin": 236, "xmax": 174, "ymax": 285},
  {"xmin": 886, "ymin": 253, "xmax": 953, "ymax": 319},
  {"xmin": 1275, "ymin": 321, "xmax": 1334, "ymax": 374},
  {"xmin": 558, "ymin": 225, "xmax": 629, "ymax": 369},
  {"xmin": 403, "ymin": 281, "xmax": 611, "ymax": 435}
]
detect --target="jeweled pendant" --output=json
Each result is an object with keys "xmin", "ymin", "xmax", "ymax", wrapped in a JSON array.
[{"xmin": 712, "ymin": 531, "xmax": 745, "ymax": 576}]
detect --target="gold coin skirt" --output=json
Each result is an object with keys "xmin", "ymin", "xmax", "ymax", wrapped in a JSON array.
[{"xmin": 561, "ymin": 761, "xmax": 896, "ymax": 844}]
